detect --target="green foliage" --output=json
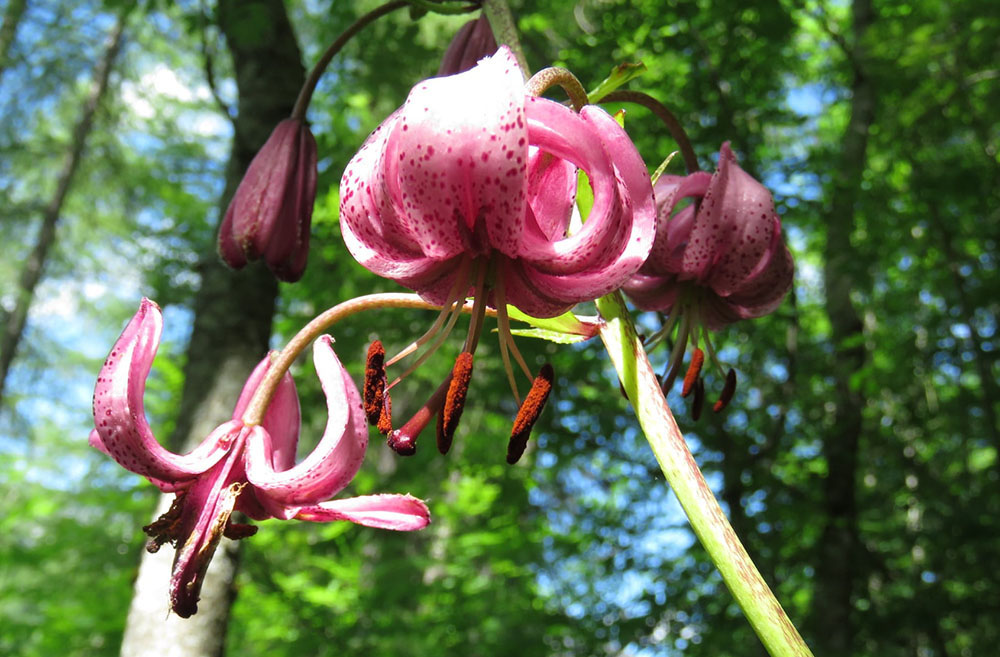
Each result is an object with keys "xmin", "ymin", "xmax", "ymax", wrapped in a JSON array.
[{"xmin": 2, "ymin": 0, "xmax": 998, "ymax": 656}]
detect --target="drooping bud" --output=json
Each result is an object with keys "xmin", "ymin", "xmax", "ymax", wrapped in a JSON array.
[
  {"xmin": 437, "ymin": 15, "xmax": 497, "ymax": 76},
  {"xmin": 713, "ymin": 368, "xmax": 737, "ymax": 413},
  {"xmin": 363, "ymin": 340, "xmax": 387, "ymax": 425},
  {"xmin": 437, "ymin": 352, "xmax": 474, "ymax": 454},
  {"xmin": 681, "ymin": 348, "xmax": 704, "ymax": 398},
  {"xmin": 507, "ymin": 364, "xmax": 554, "ymax": 464},
  {"xmin": 218, "ymin": 118, "xmax": 318, "ymax": 282}
]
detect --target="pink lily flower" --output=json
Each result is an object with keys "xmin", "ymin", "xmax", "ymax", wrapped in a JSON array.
[
  {"xmin": 90, "ymin": 299, "xmax": 430, "ymax": 618},
  {"xmin": 339, "ymin": 47, "xmax": 654, "ymax": 458},
  {"xmin": 218, "ymin": 118, "xmax": 317, "ymax": 282},
  {"xmin": 624, "ymin": 143, "xmax": 794, "ymax": 416},
  {"xmin": 340, "ymin": 45, "xmax": 654, "ymax": 319}
]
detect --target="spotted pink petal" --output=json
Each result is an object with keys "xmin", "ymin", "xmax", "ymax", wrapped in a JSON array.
[
  {"xmin": 91, "ymin": 298, "xmax": 231, "ymax": 482},
  {"xmin": 384, "ymin": 46, "xmax": 528, "ymax": 259},
  {"xmin": 294, "ymin": 493, "xmax": 430, "ymax": 531},
  {"xmin": 514, "ymin": 105, "xmax": 656, "ymax": 308},
  {"xmin": 699, "ymin": 143, "xmax": 780, "ymax": 296},
  {"xmin": 339, "ymin": 112, "xmax": 450, "ymax": 282},
  {"xmin": 244, "ymin": 335, "xmax": 366, "ymax": 506}
]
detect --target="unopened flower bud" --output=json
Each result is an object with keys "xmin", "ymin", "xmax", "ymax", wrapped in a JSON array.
[
  {"xmin": 437, "ymin": 15, "xmax": 497, "ymax": 76},
  {"xmin": 218, "ymin": 118, "xmax": 317, "ymax": 282}
]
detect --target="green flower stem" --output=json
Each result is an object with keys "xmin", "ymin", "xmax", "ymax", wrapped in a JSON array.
[
  {"xmin": 482, "ymin": 0, "xmax": 530, "ymax": 74},
  {"xmin": 595, "ymin": 292, "xmax": 813, "ymax": 657}
]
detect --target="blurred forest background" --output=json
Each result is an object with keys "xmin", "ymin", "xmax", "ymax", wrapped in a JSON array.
[{"xmin": 1, "ymin": 0, "xmax": 997, "ymax": 655}]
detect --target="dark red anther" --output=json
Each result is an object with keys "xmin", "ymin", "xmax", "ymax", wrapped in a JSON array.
[
  {"xmin": 507, "ymin": 364, "xmax": 554, "ymax": 465},
  {"xmin": 142, "ymin": 493, "xmax": 186, "ymax": 553},
  {"xmin": 681, "ymin": 348, "xmax": 704, "ymax": 398},
  {"xmin": 377, "ymin": 390, "xmax": 393, "ymax": 435},
  {"xmin": 363, "ymin": 340, "xmax": 386, "ymax": 425},
  {"xmin": 691, "ymin": 377, "xmax": 705, "ymax": 421},
  {"xmin": 223, "ymin": 520, "xmax": 258, "ymax": 540},
  {"xmin": 713, "ymin": 368, "xmax": 737, "ymax": 413},
  {"xmin": 437, "ymin": 352, "xmax": 474, "ymax": 455}
]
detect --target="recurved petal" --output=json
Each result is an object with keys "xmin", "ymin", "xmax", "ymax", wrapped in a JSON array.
[
  {"xmin": 245, "ymin": 335, "xmax": 366, "ymax": 505},
  {"xmin": 388, "ymin": 46, "xmax": 528, "ymax": 259},
  {"xmin": 516, "ymin": 99, "xmax": 624, "ymax": 272},
  {"xmin": 622, "ymin": 272, "xmax": 680, "ymax": 313},
  {"xmin": 92, "ymin": 299, "xmax": 230, "ymax": 482},
  {"xmin": 340, "ymin": 113, "xmax": 451, "ymax": 282},
  {"xmin": 701, "ymin": 143, "xmax": 780, "ymax": 296},
  {"xmin": 294, "ymin": 494, "xmax": 431, "ymax": 531},
  {"xmin": 644, "ymin": 172, "xmax": 711, "ymax": 277},
  {"xmin": 232, "ymin": 354, "xmax": 301, "ymax": 473},
  {"xmin": 721, "ymin": 233, "xmax": 794, "ymax": 321},
  {"xmin": 512, "ymin": 106, "xmax": 656, "ymax": 310}
]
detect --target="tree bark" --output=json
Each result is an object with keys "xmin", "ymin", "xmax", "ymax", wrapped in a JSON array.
[
  {"xmin": 0, "ymin": 11, "xmax": 125, "ymax": 409},
  {"xmin": 118, "ymin": 2, "xmax": 305, "ymax": 656},
  {"xmin": 809, "ymin": 0, "xmax": 875, "ymax": 653},
  {"xmin": 0, "ymin": 0, "xmax": 27, "ymax": 83}
]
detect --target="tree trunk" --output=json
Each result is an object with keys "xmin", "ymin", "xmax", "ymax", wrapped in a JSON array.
[
  {"xmin": 0, "ymin": 0, "xmax": 27, "ymax": 83},
  {"xmin": 809, "ymin": 0, "xmax": 875, "ymax": 653},
  {"xmin": 118, "ymin": 1, "xmax": 305, "ymax": 656},
  {"xmin": 0, "ymin": 11, "xmax": 125, "ymax": 409}
]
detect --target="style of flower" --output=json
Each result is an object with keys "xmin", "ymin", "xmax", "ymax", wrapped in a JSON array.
[
  {"xmin": 624, "ymin": 143, "xmax": 794, "ymax": 416},
  {"xmin": 339, "ymin": 46, "xmax": 654, "ymax": 459},
  {"xmin": 90, "ymin": 299, "xmax": 430, "ymax": 618},
  {"xmin": 218, "ymin": 118, "xmax": 317, "ymax": 282}
]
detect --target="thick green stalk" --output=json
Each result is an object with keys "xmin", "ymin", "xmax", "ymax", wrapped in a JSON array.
[{"xmin": 596, "ymin": 292, "xmax": 813, "ymax": 657}]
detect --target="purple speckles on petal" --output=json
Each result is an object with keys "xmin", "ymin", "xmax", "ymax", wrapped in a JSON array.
[
  {"xmin": 338, "ymin": 47, "xmax": 655, "ymax": 318},
  {"xmin": 624, "ymin": 142, "xmax": 794, "ymax": 329}
]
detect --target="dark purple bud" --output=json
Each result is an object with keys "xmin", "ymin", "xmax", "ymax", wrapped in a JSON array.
[
  {"xmin": 437, "ymin": 15, "xmax": 497, "ymax": 76},
  {"xmin": 218, "ymin": 118, "xmax": 317, "ymax": 282}
]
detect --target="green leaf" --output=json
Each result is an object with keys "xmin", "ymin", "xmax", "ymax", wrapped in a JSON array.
[{"xmin": 588, "ymin": 61, "xmax": 647, "ymax": 103}]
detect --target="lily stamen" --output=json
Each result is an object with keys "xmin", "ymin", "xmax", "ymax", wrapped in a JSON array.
[
  {"xmin": 437, "ymin": 352, "xmax": 474, "ymax": 454},
  {"xmin": 507, "ymin": 364, "xmax": 555, "ymax": 464},
  {"xmin": 681, "ymin": 347, "xmax": 705, "ymax": 398},
  {"xmin": 363, "ymin": 339, "xmax": 387, "ymax": 425},
  {"xmin": 713, "ymin": 369, "xmax": 737, "ymax": 413}
]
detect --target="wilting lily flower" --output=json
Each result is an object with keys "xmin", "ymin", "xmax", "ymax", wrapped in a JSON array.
[
  {"xmin": 90, "ymin": 299, "xmax": 429, "ymax": 617},
  {"xmin": 437, "ymin": 14, "xmax": 496, "ymax": 76},
  {"xmin": 340, "ymin": 46, "xmax": 653, "ymax": 459},
  {"xmin": 624, "ymin": 143, "xmax": 794, "ymax": 416},
  {"xmin": 218, "ymin": 118, "xmax": 317, "ymax": 282}
]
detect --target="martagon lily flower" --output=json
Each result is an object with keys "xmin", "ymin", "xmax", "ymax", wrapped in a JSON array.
[
  {"xmin": 340, "ymin": 46, "xmax": 654, "ymax": 460},
  {"xmin": 90, "ymin": 299, "xmax": 430, "ymax": 618},
  {"xmin": 624, "ymin": 143, "xmax": 794, "ymax": 416}
]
